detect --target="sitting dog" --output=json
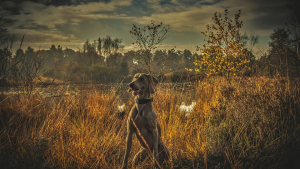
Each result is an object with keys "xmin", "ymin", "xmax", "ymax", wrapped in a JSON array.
[{"xmin": 122, "ymin": 73, "xmax": 170, "ymax": 168}]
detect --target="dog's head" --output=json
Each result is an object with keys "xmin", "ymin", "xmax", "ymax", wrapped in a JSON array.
[{"xmin": 128, "ymin": 73, "xmax": 158, "ymax": 97}]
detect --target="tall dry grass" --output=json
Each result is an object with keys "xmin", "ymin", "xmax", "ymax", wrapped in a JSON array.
[{"xmin": 1, "ymin": 77, "xmax": 300, "ymax": 169}]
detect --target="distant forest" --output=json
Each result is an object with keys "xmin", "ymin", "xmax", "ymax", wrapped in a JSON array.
[
  {"xmin": 0, "ymin": 35, "xmax": 204, "ymax": 84},
  {"xmin": 1, "ymin": 29, "xmax": 300, "ymax": 85}
]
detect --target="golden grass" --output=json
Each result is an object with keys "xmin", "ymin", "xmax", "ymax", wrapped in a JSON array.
[{"xmin": 1, "ymin": 77, "xmax": 300, "ymax": 169}]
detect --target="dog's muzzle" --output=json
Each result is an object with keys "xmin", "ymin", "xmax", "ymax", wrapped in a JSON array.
[{"xmin": 129, "ymin": 83, "xmax": 144, "ymax": 96}]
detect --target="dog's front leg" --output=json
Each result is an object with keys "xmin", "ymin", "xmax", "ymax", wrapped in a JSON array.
[
  {"xmin": 122, "ymin": 130, "xmax": 133, "ymax": 169},
  {"xmin": 152, "ymin": 122, "xmax": 159, "ymax": 168}
]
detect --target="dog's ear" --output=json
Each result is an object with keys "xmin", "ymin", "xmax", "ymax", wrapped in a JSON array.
[{"xmin": 147, "ymin": 74, "xmax": 158, "ymax": 94}]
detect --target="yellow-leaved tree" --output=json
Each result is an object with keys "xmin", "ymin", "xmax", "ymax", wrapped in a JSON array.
[{"xmin": 194, "ymin": 9, "xmax": 250, "ymax": 81}]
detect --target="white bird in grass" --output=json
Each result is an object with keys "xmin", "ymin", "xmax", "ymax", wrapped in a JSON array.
[
  {"xmin": 116, "ymin": 104, "xmax": 126, "ymax": 119},
  {"xmin": 118, "ymin": 104, "xmax": 125, "ymax": 112},
  {"xmin": 179, "ymin": 101, "xmax": 196, "ymax": 117}
]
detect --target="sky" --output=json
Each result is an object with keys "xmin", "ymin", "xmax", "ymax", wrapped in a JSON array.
[{"xmin": 0, "ymin": 0, "xmax": 295, "ymax": 55}]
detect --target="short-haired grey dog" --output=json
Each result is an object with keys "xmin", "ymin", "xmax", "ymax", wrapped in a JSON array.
[{"xmin": 122, "ymin": 73, "xmax": 170, "ymax": 169}]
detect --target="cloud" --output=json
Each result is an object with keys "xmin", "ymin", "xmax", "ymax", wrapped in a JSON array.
[
  {"xmin": 2, "ymin": 0, "xmax": 132, "ymax": 50},
  {"xmin": 2, "ymin": 0, "xmax": 294, "ymax": 52},
  {"xmin": 131, "ymin": 5, "xmax": 222, "ymax": 32},
  {"xmin": 11, "ymin": 28, "xmax": 83, "ymax": 50},
  {"xmin": 4, "ymin": 0, "xmax": 132, "ymax": 29},
  {"xmin": 131, "ymin": 0, "xmax": 292, "ymax": 37}
]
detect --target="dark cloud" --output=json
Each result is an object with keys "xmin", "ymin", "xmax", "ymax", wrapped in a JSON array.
[
  {"xmin": 248, "ymin": 9, "xmax": 290, "ymax": 30},
  {"xmin": 240, "ymin": 0, "xmax": 294, "ymax": 32},
  {"xmin": 17, "ymin": 23, "xmax": 49, "ymax": 31},
  {"xmin": 49, "ymin": 0, "xmax": 113, "ymax": 6},
  {"xmin": 0, "ymin": 0, "xmax": 113, "ymax": 16},
  {"xmin": 249, "ymin": 0, "xmax": 294, "ymax": 6},
  {"xmin": 1, "ymin": 1, "xmax": 22, "ymax": 15}
]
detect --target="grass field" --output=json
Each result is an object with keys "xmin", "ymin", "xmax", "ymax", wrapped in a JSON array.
[{"xmin": 1, "ymin": 77, "xmax": 300, "ymax": 169}]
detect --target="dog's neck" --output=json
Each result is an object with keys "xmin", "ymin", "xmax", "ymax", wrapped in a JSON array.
[
  {"xmin": 136, "ymin": 90, "xmax": 150, "ymax": 100},
  {"xmin": 135, "ymin": 91, "xmax": 153, "ymax": 104},
  {"xmin": 135, "ymin": 91, "xmax": 153, "ymax": 114},
  {"xmin": 135, "ymin": 97, "xmax": 153, "ymax": 104}
]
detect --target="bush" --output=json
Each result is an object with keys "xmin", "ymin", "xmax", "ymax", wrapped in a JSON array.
[
  {"xmin": 42, "ymin": 68, "xmax": 54, "ymax": 77},
  {"xmin": 90, "ymin": 65, "xmax": 123, "ymax": 83}
]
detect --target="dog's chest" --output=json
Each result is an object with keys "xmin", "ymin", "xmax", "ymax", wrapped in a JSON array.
[
  {"xmin": 136, "ymin": 104, "xmax": 157, "ymax": 120},
  {"xmin": 131, "ymin": 105, "xmax": 157, "ymax": 131},
  {"xmin": 134, "ymin": 115, "xmax": 149, "ymax": 128}
]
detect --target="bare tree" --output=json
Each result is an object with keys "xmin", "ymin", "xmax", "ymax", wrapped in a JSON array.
[
  {"xmin": 268, "ymin": 28, "xmax": 299, "ymax": 77},
  {"xmin": 103, "ymin": 36, "xmax": 112, "ymax": 58},
  {"xmin": 130, "ymin": 20, "xmax": 169, "ymax": 73},
  {"xmin": 0, "ymin": 10, "xmax": 13, "ymax": 87},
  {"xmin": 102, "ymin": 36, "xmax": 123, "ymax": 67},
  {"xmin": 83, "ymin": 40, "xmax": 98, "ymax": 66},
  {"xmin": 11, "ymin": 46, "xmax": 43, "ymax": 95},
  {"xmin": 0, "ymin": 47, "xmax": 12, "ymax": 86},
  {"xmin": 286, "ymin": 0, "xmax": 300, "ymax": 57},
  {"xmin": 97, "ymin": 37, "xmax": 105, "ymax": 64}
]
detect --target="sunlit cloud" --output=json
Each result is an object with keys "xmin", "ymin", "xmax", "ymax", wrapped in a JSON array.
[{"xmin": 11, "ymin": 28, "xmax": 83, "ymax": 50}]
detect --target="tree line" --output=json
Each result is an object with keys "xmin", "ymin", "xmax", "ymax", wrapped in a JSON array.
[{"xmin": 1, "ymin": 8, "xmax": 300, "ymax": 88}]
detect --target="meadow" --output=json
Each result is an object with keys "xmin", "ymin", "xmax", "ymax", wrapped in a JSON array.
[{"xmin": 0, "ymin": 77, "xmax": 300, "ymax": 169}]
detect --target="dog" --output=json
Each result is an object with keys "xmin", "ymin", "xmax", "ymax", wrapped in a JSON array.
[{"xmin": 122, "ymin": 73, "xmax": 170, "ymax": 169}]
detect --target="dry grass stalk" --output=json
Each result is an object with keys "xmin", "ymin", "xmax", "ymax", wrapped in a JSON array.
[{"xmin": 0, "ymin": 77, "xmax": 300, "ymax": 168}]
